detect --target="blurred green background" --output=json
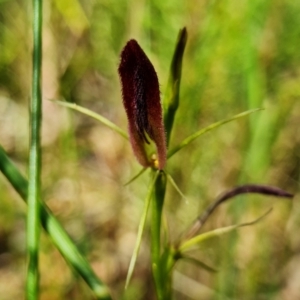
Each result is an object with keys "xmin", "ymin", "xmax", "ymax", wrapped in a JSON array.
[{"xmin": 0, "ymin": 0, "xmax": 300, "ymax": 299}]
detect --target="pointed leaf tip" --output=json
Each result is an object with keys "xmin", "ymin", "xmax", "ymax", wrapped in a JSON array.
[{"xmin": 118, "ymin": 40, "xmax": 167, "ymax": 169}]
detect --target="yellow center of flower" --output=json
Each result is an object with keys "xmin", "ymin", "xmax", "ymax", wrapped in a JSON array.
[{"xmin": 151, "ymin": 153, "xmax": 159, "ymax": 169}]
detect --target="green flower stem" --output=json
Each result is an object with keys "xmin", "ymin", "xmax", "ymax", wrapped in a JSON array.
[
  {"xmin": 27, "ymin": 0, "xmax": 43, "ymax": 298},
  {"xmin": 0, "ymin": 146, "xmax": 112, "ymax": 300},
  {"xmin": 151, "ymin": 170, "xmax": 169, "ymax": 300}
]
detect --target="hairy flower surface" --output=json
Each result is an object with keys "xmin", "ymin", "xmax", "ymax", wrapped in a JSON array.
[{"xmin": 118, "ymin": 39, "xmax": 166, "ymax": 169}]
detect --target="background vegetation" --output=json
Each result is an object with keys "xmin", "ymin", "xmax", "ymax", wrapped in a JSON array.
[{"xmin": 0, "ymin": 0, "xmax": 300, "ymax": 299}]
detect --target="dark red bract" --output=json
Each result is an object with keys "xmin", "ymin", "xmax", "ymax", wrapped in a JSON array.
[{"xmin": 118, "ymin": 40, "xmax": 166, "ymax": 169}]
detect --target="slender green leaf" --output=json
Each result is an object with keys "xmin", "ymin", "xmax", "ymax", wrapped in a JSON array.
[
  {"xmin": 125, "ymin": 171, "xmax": 159, "ymax": 288},
  {"xmin": 0, "ymin": 146, "xmax": 112, "ymax": 300},
  {"xmin": 179, "ymin": 208, "xmax": 272, "ymax": 253},
  {"xmin": 51, "ymin": 99, "xmax": 128, "ymax": 140},
  {"xmin": 167, "ymin": 108, "xmax": 263, "ymax": 159}
]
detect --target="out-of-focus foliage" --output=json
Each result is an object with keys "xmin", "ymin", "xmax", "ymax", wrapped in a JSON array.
[{"xmin": 0, "ymin": 0, "xmax": 299, "ymax": 299}]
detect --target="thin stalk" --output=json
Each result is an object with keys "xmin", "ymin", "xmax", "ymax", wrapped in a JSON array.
[
  {"xmin": 151, "ymin": 170, "xmax": 169, "ymax": 300},
  {"xmin": 0, "ymin": 146, "xmax": 112, "ymax": 300},
  {"xmin": 27, "ymin": 0, "xmax": 43, "ymax": 298}
]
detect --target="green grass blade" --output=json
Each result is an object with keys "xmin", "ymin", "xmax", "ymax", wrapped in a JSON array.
[
  {"xmin": 0, "ymin": 146, "xmax": 112, "ymax": 300},
  {"xmin": 51, "ymin": 99, "xmax": 128, "ymax": 140},
  {"xmin": 167, "ymin": 108, "xmax": 263, "ymax": 159},
  {"xmin": 179, "ymin": 208, "xmax": 272, "ymax": 253},
  {"xmin": 27, "ymin": 0, "xmax": 43, "ymax": 297},
  {"xmin": 125, "ymin": 171, "xmax": 159, "ymax": 289}
]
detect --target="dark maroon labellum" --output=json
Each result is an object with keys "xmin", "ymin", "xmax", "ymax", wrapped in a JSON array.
[{"xmin": 118, "ymin": 39, "xmax": 166, "ymax": 169}]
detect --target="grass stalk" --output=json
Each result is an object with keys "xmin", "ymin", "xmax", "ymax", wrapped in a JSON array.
[{"xmin": 26, "ymin": 0, "xmax": 43, "ymax": 297}]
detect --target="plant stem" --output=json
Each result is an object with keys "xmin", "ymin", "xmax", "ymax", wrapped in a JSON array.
[
  {"xmin": 27, "ymin": 0, "xmax": 43, "ymax": 298},
  {"xmin": 151, "ymin": 170, "xmax": 169, "ymax": 299}
]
